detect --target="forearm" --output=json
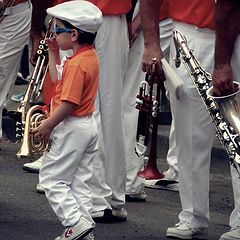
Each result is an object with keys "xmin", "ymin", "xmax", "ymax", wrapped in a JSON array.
[
  {"xmin": 31, "ymin": 0, "xmax": 53, "ymax": 33},
  {"xmin": 215, "ymin": 0, "xmax": 240, "ymax": 68},
  {"xmin": 48, "ymin": 50, "xmax": 61, "ymax": 83},
  {"xmin": 47, "ymin": 101, "xmax": 77, "ymax": 129},
  {"xmin": 140, "ymin": 0, "xmax": 162, "ymax": 49}
]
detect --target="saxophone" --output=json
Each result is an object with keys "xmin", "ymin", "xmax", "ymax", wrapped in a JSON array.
[
  {"xmin": 13, "ymin": 20, "xmax": 53, "ymax": 157},
  {"xmin": 173, "ymin": 30, "xmax": 240, "ymax": 175}
]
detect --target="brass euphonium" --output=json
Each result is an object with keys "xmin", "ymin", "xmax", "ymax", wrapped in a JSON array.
[{"xmin": 14, "ymin": 20, "xmax": 53, "ymax": 158}]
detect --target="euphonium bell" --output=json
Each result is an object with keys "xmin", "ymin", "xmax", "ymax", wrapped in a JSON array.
[
  {"xmin": 16, "ymin": 105, "xmax": 50, "ymax": 158},
  {"xmin": 207, "ymin": 82, "xmax": 240, "ymax": 135}
]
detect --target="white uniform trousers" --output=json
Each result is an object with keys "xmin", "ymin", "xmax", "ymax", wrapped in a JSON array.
[
  {"xmin": 122, "ymin": 18, "xmax": 174, "ymax": 194},
  {"xmin": 165, "ymin": 109, "xmax": 178, "ymax": 180},
  {"xmin": 39, "ymin": 115, "xmax": 98, "ymax": 226},
  {"xmin": 170, "ymin": 22, "xmax": 215, "ymax": 228},
  {"xmin": 92, "ymin": 15, "xmax": 129, "ymax": 209},
  {"xmin": 0, "ymin": 1, "xmax": 32, "ymax": 138},
  {"xmin": 227, "ymin": 35, "xmax": 240, "ymax": 228}
]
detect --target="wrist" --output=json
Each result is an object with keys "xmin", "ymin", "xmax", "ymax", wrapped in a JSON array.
[{"xmin": 49, "ymin": 48, "xmax": 59, "ymax": 52}]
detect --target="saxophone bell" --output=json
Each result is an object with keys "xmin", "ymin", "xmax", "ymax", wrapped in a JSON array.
[
  {"xmin": 16, "ymin": 105, "xmax": 50, "ymax": 158},
  {"xmin": 207, "ymin": 82, "xmax": 240, "ymax": 135}
]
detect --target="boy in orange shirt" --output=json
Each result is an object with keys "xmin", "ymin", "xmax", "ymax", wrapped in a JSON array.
[{"xmin": 32, "ymin": 1, "xmax": 102, "ymax": 240}]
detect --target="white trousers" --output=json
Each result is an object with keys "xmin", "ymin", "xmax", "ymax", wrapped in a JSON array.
[
  {"xmin": 92, "ymin": 15, "xmax": 129, "ymax": 209},
  {"xmin": 170, "ymin": 22, "xmax": 215, "ymax": 228},
  {"xmin": 122, "ymin": 18, "xmax": 174, "ymax": 194},
  {"xmin": 39, "ymin": 115, "xmax": 98, "ymax": 227},
  {"xmin": 0, "ymin": 2, "xmax": 31, "ymax": 138}
]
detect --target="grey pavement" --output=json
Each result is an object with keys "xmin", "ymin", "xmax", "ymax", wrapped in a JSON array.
[{"xmin": 0, "ymin": 84, "xmax": 236, "ymax": 240}]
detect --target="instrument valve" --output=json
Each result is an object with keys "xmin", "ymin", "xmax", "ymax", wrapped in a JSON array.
[
  {"xmin": 227, "ymin": 142, "xmax": 235, "ymax": 153},
  {"xmin": 37, "ymin": 49, "xmax": 43, "ymax": 55},
  {"xmin": 152, "ymin": 100, "xmax": 158, "ymax": 106},
  {"xmin": 136, "ymin": 98, "xmax": 143, "ymax": 106},
  {"xmin": 152, "ymin": 112, "xmax": 158, "ymax": 118},
  {"xmin": 222, "ymin": 131, "xmax": 231, "ymax": 142},
  {"xmin": 219, "ymin": 121, "xmax": 228, "ymax": 131},
  {"xmin": 16, "ymin": 133, "xmax": 22, "ymax": 139}
]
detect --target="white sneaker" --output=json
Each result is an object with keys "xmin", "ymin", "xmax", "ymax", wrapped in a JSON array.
[
  {"xmin": 145, "ymin": 178, "xmax": 179, "ymax": 191},
  {"xmin": 112, "ymin": 207, "xmax": 128, "ymax": 219},
  {"xmin": 23, "ymin": 158, "xmax": 42, "ymax": 173},
  {"xmin": 125, "ymin": 191, "xmax": 147, "ymax": 202},
  {"xmin": 92, "ymin": 207, "xmax": 127, "ymax": 223},
  {"xmin": 163, "ymin": 168, "xmax": 179, "ymax": 181},
  {"xmin": 219, "ymin": 227, "xmax": 240, "ymax": 240},
  {"xmin": 36, "ymin": 183, "xmax": 45, "ymax": 194},
  {"xmin": 55, "ymin": 217, "xmax": 95, "ymax": 240},
  {"xmin": 166, "ymin": 221, "xmax": 208, "ymax": 239}
]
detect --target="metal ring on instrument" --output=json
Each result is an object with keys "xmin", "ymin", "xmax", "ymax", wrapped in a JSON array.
[{"xmin": 151, "ymin": 58, "xmax": 157, "ymax": 73}]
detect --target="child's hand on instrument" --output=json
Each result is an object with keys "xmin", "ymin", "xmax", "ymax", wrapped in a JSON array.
[
  {"xmin": 46, "ymin": 37, "xmax": 59, "ymax": 52},
  {"xmin": 32, "ymin": 119, "xmax": 54, "ymax": 140}
]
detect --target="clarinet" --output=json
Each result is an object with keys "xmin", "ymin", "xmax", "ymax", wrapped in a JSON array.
[{"xmin": 173, "ymin": 30, "xmax": 240, "ymax": 175}]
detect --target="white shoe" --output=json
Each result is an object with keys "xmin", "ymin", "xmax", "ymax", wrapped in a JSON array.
[
  {"xmin": 23, "ymin": 158, "xmax": 42, "ymax": 173},
  {"xmin": 112, "ymin": 207, "xmax": 127, "ymax": 219},
  {"xmin": 125, "ymin": 191, "xmax": 147, "ymax": 202},
  {"xmin": 36, "ymin": 183, "xmax": 45, "ymax": 194},
  {"xmin": 145, "ymin": 178, "xmax": 179, "ymax": 191},
  {"xmin": 219, "ymin": 227, "xmax": 240, "ymax": 240},
  {"xmin": 163, "ymin": 168, "xmax": 178, "ymax": 181},
  {"xmin": 166, "ymin": 221, "xmax": 208, "ymax": 239},
  {"xmin": 55, "ymin": 217, "xmax": 95, "ymax": 240},
  {"xmin": 92, "ymin": 207, "xmax": 127, "ymax": 223}
]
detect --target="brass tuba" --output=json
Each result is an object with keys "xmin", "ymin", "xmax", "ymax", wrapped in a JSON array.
[{"xmin": 13, "ymin": 20, "xmax": 53, "ymax": 158}]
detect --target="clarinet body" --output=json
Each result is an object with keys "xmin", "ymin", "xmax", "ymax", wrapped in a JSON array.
[{"xmin": 173, "ymin": 30, "xmax": 240, "ymax": 175}]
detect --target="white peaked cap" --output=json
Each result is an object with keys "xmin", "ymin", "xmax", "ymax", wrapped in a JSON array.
[{"xmin": 47, "ymin": 0, "xmax": 102, "ymax": 33}]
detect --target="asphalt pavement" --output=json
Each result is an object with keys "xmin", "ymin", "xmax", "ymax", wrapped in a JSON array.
[{"xmin": 0, "ymin": 84, "xmax": 235, "ymax": 240}]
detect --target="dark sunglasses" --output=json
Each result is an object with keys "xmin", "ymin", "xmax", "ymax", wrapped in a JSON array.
[
  {"xmin": 54, "ymin": 26, "xmax": 84, "ymax": 35},
  {"xmin": 54, "ymin": 26, "xmax": 73, "ymax": 35}
]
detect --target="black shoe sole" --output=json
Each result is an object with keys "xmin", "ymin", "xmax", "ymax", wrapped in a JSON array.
[
  {"xmin": 93, "ymin": 209, "xmax": 127, "ymax": 223},
  {"xmin": 22, "ymin": 166, "xmax": 40, "ymax": 173},
  {"xmin": 125, "ymin": 195, "xmax": 146, "ymax": 202}
]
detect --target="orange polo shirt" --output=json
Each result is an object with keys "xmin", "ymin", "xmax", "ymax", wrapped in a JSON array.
[
  {"xmin": 88, "ymin": 0, "xmax": 132, "ymax": 15},
  {"xmin": 53, "ymin": 0, "xmax": 132, "ymax": 15},
  {"xmin": 51, "ymin": 46, "xmax": 99, "ymax": 117},
  {"xmin": 168, "ymin": 0, "xmax": 215, "ymax": 30}
]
